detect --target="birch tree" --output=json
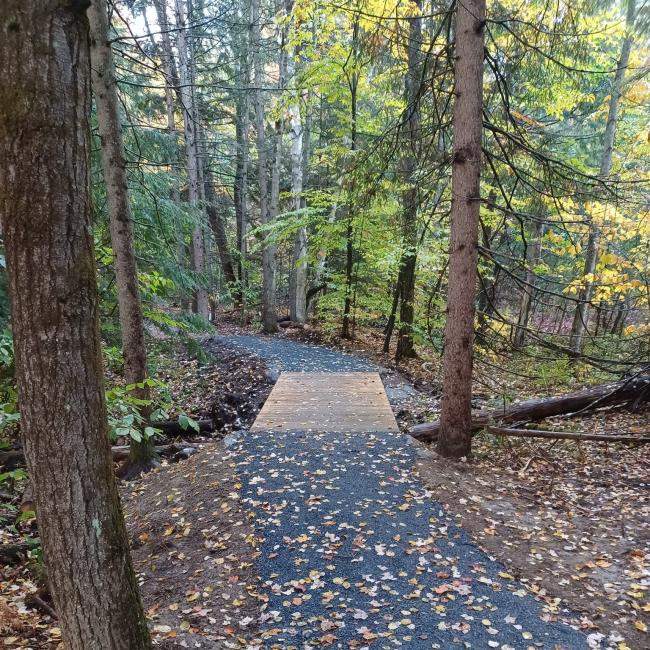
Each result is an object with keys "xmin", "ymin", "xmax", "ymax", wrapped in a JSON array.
[{"xmin": 287, "ymin": 50, "xmax": 308, "ymax": 324}]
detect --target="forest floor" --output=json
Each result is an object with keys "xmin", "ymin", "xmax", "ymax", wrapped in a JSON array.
[
  {"xmin": 0, "ymin": 342, "xmax": 273, "ymax": 648},
  {"xmin": 1, "ymin": 317, "xmax": 648, "ymax": 648}
]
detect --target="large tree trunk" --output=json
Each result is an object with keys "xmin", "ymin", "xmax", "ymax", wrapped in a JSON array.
[
  {"xmin": 234, "ymin": 99, "xmax": 250, "ymax": 298},
  {"xmin": 88, "ymin": 0, "xmax": 154, "ymax": 469},
  {"xmin": 412, "ymin": 375, "xmax": 650, "ymax": 442},
  {"xmin": 569, "ymin": 0, "xmax": 636, "ymax": 354},
  {"xmin": 395, "ymin": 0, "xmax": 423, "ymax": 361},
  {"xmin": 174, "ymin": 0, "xmax": 209, "ymax": 319},
  {"xmin": 269, "ymin": 17, "xmax": 286, "ymax": 226},
  {"xmin": 251, "ymin": 0, "xmax": 278, "ymax": 333},
  {"xmin": 0, "ymin": 2, "xmax": 150, "ymax": 647},
  {"xmin": 437, "ymin": 0, "xmax": 486, "ymax": 458}
]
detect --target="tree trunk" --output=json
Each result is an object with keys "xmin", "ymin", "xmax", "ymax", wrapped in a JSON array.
[
  {"xmin": 341, "ymin": 17, "xmax": 360, "ymax": 340},
  {"xmin": 233, "ymin": 6, "xmax": 251, "ymax": 305},
  {"xmin": 287, "ymin": 28, "xmax": 308, "ymax": 323},
  {"xmin": 311, "ymin": 202, "xmax": 336, "ymax": 316},
  {"xmin": 437, "ymin": 0, "xmax": 486, "ymax": 459},
  {"xmin": 251, "ymin": 0, "xmax": 278, "ymax": 333},
  {"xmin": 151, "ymin": 0, "xmax": 185, "ymax": 294},
  {"xmin": 88, "ymin": 0, "xmax": 154, "ymax": 468},
  {"xmin": 151, "ymin": 0, "xmax": 182, "ymax": 210},
  {"xmin": 395, "ymin": 0, "xmax": 423, "ymax": 361},
  {"xmin": 383, "ymin": 269, "xmax": 403, "ymax": 353},
  {"xmin": 174, "ymin": 0, "xmax": 209, "ymax": 319},
  {"xmin": 569, "ymin": 0, "xmax": 636, "ymax": 354},
  {"xmin": 513, "ymin": 217, "xmax": 545, "ymax": 349},
  {"xmin": 288, "ymin": 102, "xmax": 308, "ymax": 323},
  {"xmin": 234, "ymin": 99, "xmax": 250, "ymax": 298},
  {"xmin": 203, "ymin": 166, "xmax": 240, "ymax": 302},
  {"xmin": 0, "ymin": 2, "xmax": 150, "ymax": 647}
]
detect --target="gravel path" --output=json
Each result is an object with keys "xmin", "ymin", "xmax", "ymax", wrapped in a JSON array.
[
  {"xmin": 214, "ymin": 334, "xmax": 377, "ymax": 373},
  {"xmin": 213, "ymin": 334, "xmax": 418, "ymax": 404},
  {"xmin": 217, "ymin": 334, "xmax": 585, "ymax": 648}
]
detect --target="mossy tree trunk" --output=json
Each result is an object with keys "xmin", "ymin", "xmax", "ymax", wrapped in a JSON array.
[
  {"xmin": 0, "ymin": 1, "xmax": 151, "ymax": 646},
  {"xmin": 88, "ymin": 0, "xmax": 155, "ymax": 471}
]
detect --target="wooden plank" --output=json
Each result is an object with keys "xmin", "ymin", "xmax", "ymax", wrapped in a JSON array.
[{"xmin": 251, "ymin": 372, "xmax": 398, "ymax": 433}]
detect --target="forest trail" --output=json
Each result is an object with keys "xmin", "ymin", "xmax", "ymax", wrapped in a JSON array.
[{"xmin": 220, "ymin": 334, "xmax": 587, "ymax": 648}]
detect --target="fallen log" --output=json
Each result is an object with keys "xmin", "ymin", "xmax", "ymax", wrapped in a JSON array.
[
  {"xmin": 0, "ymin": 450, "xmax": 24, "ymax": 471},
  {"xmin": 152, "ymin": 418, "xmax": 214, "ymax": 437},
  {"xmin": 25, "ymin": 592, "xmax": 57, "ymax": 618},
  {"xmin": 0, "ymin": 540, "xmax": 38, "ymax": 564},
  {"xmin": 486, "ymin": 427, "xmax": 650, "ymax": 444},
  {"xmin": 2, "ymin": 443, "xmax": 200, "ymax": 468},
  {"xmin": 278, "ymin": 320, "xmax": 304, "ymax": 329},
  {"xmin": 110, "ymin": 443, "xmax": 199, "ymax": 462},
  {"xmin": 411, "ymin": 375, "xmax": 649, "ymax": 443}
]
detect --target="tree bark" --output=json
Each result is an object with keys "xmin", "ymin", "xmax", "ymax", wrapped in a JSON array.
[
  {"xmin": 395, "ymin": 0, "xmax": 423, "ymax": 361},
  {"xmin": 383, "ymin": 269, "xmax": 403, "ymax": 353},
  {"xmin": 287, "ymin": 22, "xmax": 308, "ymax": 323},
  {"xmin": 233, "ymin": 3, "xmax": 251, "ymax": 304},
  {"xmin": 288, "ymin": 105, "xmax": 308, "ymax": 323},
  {"xmin": 311, "ymin": 202, "xmax": 336, "ymax": 316},
  {"xmin": 174, "ymin": 0, "xmax": 209, "ymax": 319},
  {"xmin": 341, "ymin": 17, "xmax": 360, "ymax": 340},
  {"xmin": 88, "ymin": 0, "xmax": 154, "ymax": 468},
  {"xmin": 203, "ymin": 166, "xmax": 240, "ymax": 301},
  {"xmin": 151, "ymin": 0, "xmax": 182, "ymax": 205},
  {"xmin": 569, "ymin": 0, "xmax": 636, "ymax": 354},
  {"xmin": 437, "ymin": 0, "xmax": 486, "ymax": 458},
  {"xmin": 251, "ymin": 0, "xmax": 278, "ymax": 333},
  {"xmin": 0, "ymin": 2, "xmax": 150, "ymax": 646}
]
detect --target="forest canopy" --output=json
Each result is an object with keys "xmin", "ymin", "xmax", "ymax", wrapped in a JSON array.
[{"xmin": 56, "ymin": 0, "xmax": 649, "ymax": 371}]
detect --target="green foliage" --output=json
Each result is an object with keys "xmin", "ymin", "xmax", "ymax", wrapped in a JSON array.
[
  {"xmin": 105, "ymin": 377, "xmax": 199, "ymax": 443},
  {"xmin": 103, "ymin": 345, "xmax": 124, "ymax": 373},
  {"xmin": 0, "ymin": 467, "xmax": 26, "ymax": 490},
  {"xmin": 105, "ymin": 379, "xmax": 164, "ymax": 444},
  {"xmin": 0, "ymin": 330, "xmax": 18, "ymax": 438},
  {"xmin": 183, "ymin": 335, "xmax": 212, "ymax": 366},
  {"xmin": 533, "ymin": 359, "xmax": 573, "ymax": 391}
]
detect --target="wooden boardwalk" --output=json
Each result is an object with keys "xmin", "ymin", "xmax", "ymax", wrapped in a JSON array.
[{"xmin": 251, "ymin": 372, "xmax": 398, "ymax": 433}]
